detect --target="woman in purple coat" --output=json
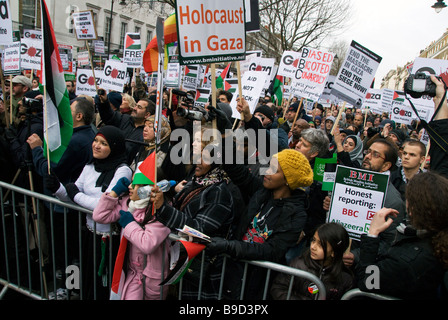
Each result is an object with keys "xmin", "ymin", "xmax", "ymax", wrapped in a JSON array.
[{"xmin": 93, "ymin": 165, "xmax": 171, "ymax": 300}]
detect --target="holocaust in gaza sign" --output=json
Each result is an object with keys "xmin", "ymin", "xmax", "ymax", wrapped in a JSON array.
[
  {"xmin": 327, "ymin": 165, "xmax": 389, "ymax": 240},
  {"xmin": 175, "ymin": 0, "xmax": 246, "ymax": 65}
]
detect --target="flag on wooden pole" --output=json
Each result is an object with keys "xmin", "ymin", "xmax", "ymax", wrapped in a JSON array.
[{"xmin": 40, "ymin": 0, "xmax": 73, "ymax": 164}]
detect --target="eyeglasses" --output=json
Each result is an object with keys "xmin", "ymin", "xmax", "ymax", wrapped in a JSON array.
[{"xmin": 363, "ymin": 149, "xmax": 385, "ymax": 160}]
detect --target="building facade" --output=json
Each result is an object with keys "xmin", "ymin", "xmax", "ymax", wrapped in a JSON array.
[
  {"xmin": 9, "ymin": 0, "xmax": 173, "ymax": 58},
  {"xmin": 381, "ymin": 28, "xmax": 448, "ymax": 90}
]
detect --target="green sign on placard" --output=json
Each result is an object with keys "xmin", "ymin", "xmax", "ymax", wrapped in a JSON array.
[{"xmin": 327, "ymin": 165, "xmax": 390, "ymax": 240}]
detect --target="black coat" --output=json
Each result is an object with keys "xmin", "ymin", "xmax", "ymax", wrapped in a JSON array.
[{"xmin": 355, "ymin": 229, "xmax": 445, "ymax": 300}]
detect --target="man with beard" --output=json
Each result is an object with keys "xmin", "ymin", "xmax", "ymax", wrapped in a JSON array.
[
  {"xmin": 323, "ymin": 139, "xmax": 406, "ymax": 266},
  {"xmin": 95, "ymin": 89, "xmax": 155, "ymax": 165}
]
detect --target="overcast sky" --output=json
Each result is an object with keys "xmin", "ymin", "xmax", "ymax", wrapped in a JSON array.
[{"xmin": 331, "ymin": 0, "xmax": 448, "ymax": 88}]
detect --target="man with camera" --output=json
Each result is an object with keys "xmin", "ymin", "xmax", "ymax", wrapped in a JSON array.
[{"xmin": 95, "ymin": 88, "xmax": 155, "ymax": 165}]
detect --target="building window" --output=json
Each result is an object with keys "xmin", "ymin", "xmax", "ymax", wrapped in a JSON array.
[
  {"xmin": 105, "ymin": 16, "xmax": 111, "ymax": 45},
  {"xmin": 147, "ymin": 30, "xmax": 153, "ymax": 46},
  {"xmin": 22, "ymin": 0, "xmax": 38, "ymax": 29},
  {"xmin": 119, "ymin": 22, "xmax": 128, "ymax": 49},
  {"xmin": 135, "ymin": 26, "xmax": 141, "ymax": 34}
]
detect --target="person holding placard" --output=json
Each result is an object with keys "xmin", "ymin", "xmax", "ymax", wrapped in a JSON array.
[{"xmin": 354, "ymin": 171, "xmax": 448, "ymax": 299}]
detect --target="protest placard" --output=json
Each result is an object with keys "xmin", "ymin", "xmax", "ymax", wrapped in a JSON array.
[
  {"xmin": 123, "ymin": 33, "xmax": 143, "ymax": 68},
  {"xmin": 102, "ymin": 59, "xmax": 127, "ymax": 92},
  {"xmin": 20, "ymin": 38, "xmax": 42, "ymax": 70},
  {"xmin": 76, "ymin": 69, "xmax": 104, "ymax": 96},
  {"xmin": 175, "ymin": 0, "xmax": 246, "ymax": 65},
  {"xmin": 182, "ymin": 64, "xmax": 200, "ymax": 90},
  {"xmin": 229, "ymin": 70, "xmax": 267, "ymax": 118},
  {"xmin": 3, "ymin": 42, "xmax": 21, "ymax": 75},
  {"xmin": 77, "ymin": 51, "xmax": 90, "ymax": 67},
  {"xmin": 71, "ymin": 10, "xmax": 98, "ymax": 40},
  {"xmin": 165, "ymin": 62, "xmax": 181, "ymax": 87},
  {"xmin": 362, "ymin": 88, "xmax": 393, "ymax": 115},
  {"xmin": 246, "ymin": 57, "xmax": 276, "ymax": 89},
  {"xmin": 23, "ymin": 29, "xmax": 42, "ymax": 41},
  {"xmin": 327, "ymin": 165, "xmax": 389, "ymax": 240},
  {"xmin": 0, "ymin": 0, "xmax": 13, "ymax": 45},
  {"xmin": 194, "ymin": 87, "xmax": 211, "ymax": 108},
  {"xmin": 331, "ymin": 41, "xmax": 382, "ymax": 107},
  {"xmin": 277, "ymin": 50, "xmax": 302, "ymax": 79},
  {"xmin": 289, "ymin": 47, "xmax": 335, "ymax": 102}
]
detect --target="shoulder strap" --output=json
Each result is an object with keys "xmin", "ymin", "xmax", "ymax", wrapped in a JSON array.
[{"xmin": 405, "ymin": 90, "xmax": 448, "ymax": 154}]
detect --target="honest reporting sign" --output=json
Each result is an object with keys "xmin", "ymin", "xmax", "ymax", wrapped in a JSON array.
[{"xmin": 175, "ymin": 0, "xmax": 246, "ymax": 65}]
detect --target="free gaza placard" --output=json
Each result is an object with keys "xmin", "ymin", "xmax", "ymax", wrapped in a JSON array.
[{"xmin": 175, "ymin": 0, "xmax": 246, "ymax": 65}]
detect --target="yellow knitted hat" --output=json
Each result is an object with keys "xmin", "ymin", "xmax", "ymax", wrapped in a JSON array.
[{"xmin": 273, "ymin": 149, "xmax": 313, "ymax": 190}]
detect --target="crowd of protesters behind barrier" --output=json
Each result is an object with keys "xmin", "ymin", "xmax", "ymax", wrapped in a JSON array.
[{"xmin": 0, "ymin": 71, "xmax": 447, "ymax": 301}]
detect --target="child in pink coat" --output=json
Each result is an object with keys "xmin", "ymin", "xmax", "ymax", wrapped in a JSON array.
[{"xmin": 93, "ymin": 171, "xmax": 171, "ymax": 300}]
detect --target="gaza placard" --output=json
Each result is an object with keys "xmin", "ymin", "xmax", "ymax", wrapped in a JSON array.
[
  {"xmin": 76, "ymin": 69, "xmax": 104, "ymax": 96},
  {"xmin": 175, "ymin": 0, "xmax": 246, "ymax": 65},
  {"xmin": 331, "ymin": 41, "xmax": 382, "ymax": 108},
  {"xmin": 102, "ymin": 59, "xmax": 127, "ymax": 92},
  {"xmin": 20, "ymin": 38, "xmax": 42, "ymax": 70}
]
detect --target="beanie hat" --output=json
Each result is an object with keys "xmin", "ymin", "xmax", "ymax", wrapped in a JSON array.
[
  {"xmin": 273, "ymin": 149, "xmax": 313, "ymax": 190},
  {"xmin": 255, "ymin": 105, "xmax": 275, "ymax": 122},
  {"xmin": 108, "ymin": 92, "xmax": 122, "ymax": 110}
]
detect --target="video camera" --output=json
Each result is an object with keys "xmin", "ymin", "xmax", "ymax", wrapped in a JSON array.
[
  {"xmin": 22, "ymin": 97, "xmax": 43, "ymax": 114},
  {"xmin": 172, "ymin": 89, "xmax": 215, "ymax": 122},
  {"xmin": 404, "ymin": 72, "xmax": 445, "ymax": 99}
]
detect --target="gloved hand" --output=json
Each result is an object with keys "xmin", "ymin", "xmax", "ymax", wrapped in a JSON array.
[
  {"xmin": 112, "ymin": 177, "xmax": 130, "ymax": 196},
  {"xmin": 44, "ymin": 170, "xmax": 60, "ymax": 193},
  {"xmin": 119, "ymin": 210, "xmax": 134, "ymax": 228},
  {"xmin": 206, "ymin": 237, "xmax": 230, "ymax": 256},
  {"xmin": 65, "ymin": 183, "xmax": 80, "ymax": 202},
  {"xmin": 207, "ymin": 105, "xmax": 232, "ymax": 134}
]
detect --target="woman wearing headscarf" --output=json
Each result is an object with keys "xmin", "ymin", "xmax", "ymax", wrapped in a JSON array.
[
  {"xmin": 131, "ymin": 114, "xmax": 171, "ymax": 181},
  {"xmin": 150, "ymin": 125, "xmax": 234, "ymax": 300},
  {"xmin": 45, "ymin": 125, "xmax": 132, "ymax": 300},
  {"xmin": 333, "ymin": 126, "xmax": 363, "ymax": 168}
]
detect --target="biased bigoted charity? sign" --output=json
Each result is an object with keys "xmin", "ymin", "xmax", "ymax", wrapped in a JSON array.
[
  {"xmin": 327, "ymin": 165, "xmax": 389, "ymax": 240},
  {"xmin": 331, "ymin": 41, "xmax": 382, "ymax": 107},
  {"xmin": 175, "ymin": 0, "xmax": 246, "ymax": 65},
  {"xmin": 279, "ymin": 47, "xmax": 335, "ymax": 102}
]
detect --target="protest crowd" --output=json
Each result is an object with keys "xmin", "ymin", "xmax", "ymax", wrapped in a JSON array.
[{"xmin": 0, "ymin": 3, "xmax": 448, "ymax": 303}]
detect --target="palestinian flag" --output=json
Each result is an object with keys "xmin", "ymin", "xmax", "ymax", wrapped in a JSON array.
[
  {"xmin": 137, "ymin": 152, "xmax": 156, "ymax": 185},
  {"xmin": 125, "ymin": 33, "xmax": 141, "ymax": 50},
  {"xmin": 216, "ymin": 62, "xmax": 231, "ymax": 90},
  {"xmin": 110, "ymin": 236, "xmax": 128, "ymax": 300},
  {"xmin": 184, "ymin": 65, "xmax": 199, "ymax": 78},
  {"xmin": 143, "ymin": 35, "xmax": 158, "ymax": 73},
  {"xmin": 224, "ymin": 78, "xmax": 239, "ymax": 94},
  {"xmin": 269, "ymin": 74, "xmax": 284, "ymax": 105},
  {"xmin": 195, "ymin": 87, "xmax": 211, "ymax": 105},
  {"xmin": 159, "ymin": 240, "xmax": 206, "ymax": 286},
  {"xmin": 40, "ymin": 0, "xmax": 73, "ymax": 164}
]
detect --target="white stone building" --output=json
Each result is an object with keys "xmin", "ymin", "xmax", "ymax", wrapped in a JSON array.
[{"xmin": 9, "ymin": 0, "xmax": 173, "ymax": 57}]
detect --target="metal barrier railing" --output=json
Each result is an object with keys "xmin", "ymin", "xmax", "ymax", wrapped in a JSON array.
[
  {"xmin": 341, "ymin": 288, "xmax": 400, "ymax": 300},
  {"xmin": 0, "ymin": 181, "xmax": 326, "ymax": 300}
]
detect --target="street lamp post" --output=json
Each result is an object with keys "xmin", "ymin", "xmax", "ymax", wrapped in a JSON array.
[
  {"xmin": 432, "ymin": 0, "xmax": 447, "ymax": 13},
  {"xmin": 107, "ymin": 0, "xmax": 127, "ymax": 57}
]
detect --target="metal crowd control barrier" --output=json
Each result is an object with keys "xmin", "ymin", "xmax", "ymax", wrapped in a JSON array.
[
  {"xmin": 341, "ymin": 288, "xmax": 400, "ymax": 300},
  {"xmin": 0, "ymin": 181, "xmax": 326, "ymax": 300}
]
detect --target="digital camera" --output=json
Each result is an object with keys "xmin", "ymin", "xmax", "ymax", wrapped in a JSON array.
[{"xmin": 404, "ymin": 72, "xmax": 442, "ymax": 99}]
